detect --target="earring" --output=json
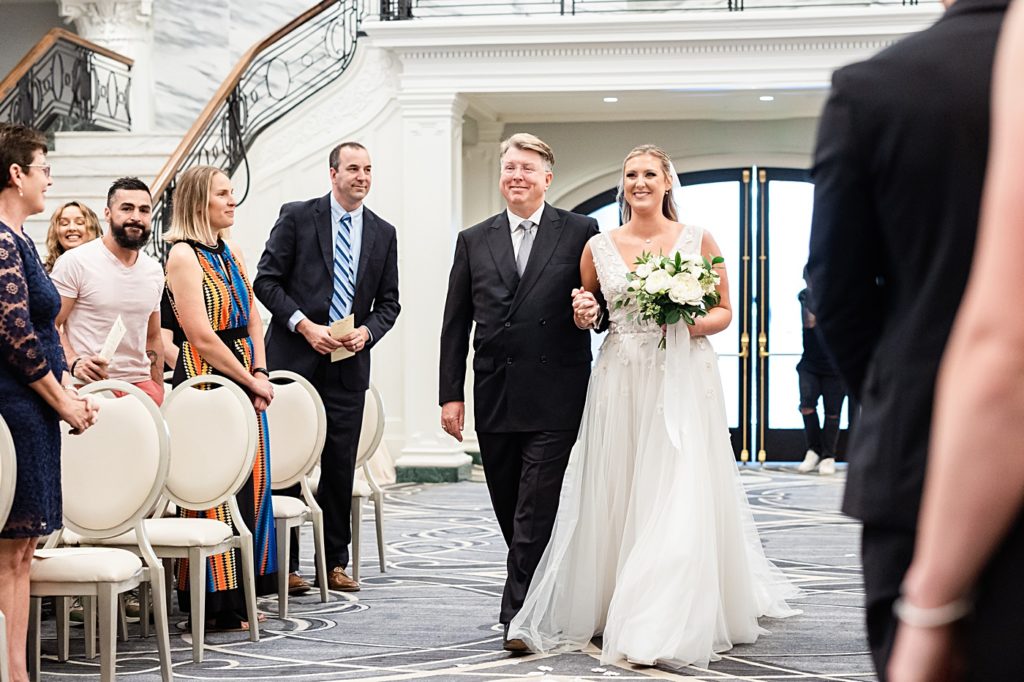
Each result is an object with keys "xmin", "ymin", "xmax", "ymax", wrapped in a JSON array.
[{"xmin": 17, "ymin": 187, "xmax": 23, "ymax": 197}]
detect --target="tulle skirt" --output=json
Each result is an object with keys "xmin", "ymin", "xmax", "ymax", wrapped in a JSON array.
[{"xmin": 508, "ymin": 326, "xmax": 800, "ymax": 668}]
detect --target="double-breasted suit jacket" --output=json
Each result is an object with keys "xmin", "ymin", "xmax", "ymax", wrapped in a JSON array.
[{"xmin": 439, "ymin": 203, "xmax": 600, "ymax": 433}]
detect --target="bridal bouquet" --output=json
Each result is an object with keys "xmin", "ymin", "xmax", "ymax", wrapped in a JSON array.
[{"xmin": 615, "ymin": 251, "xmax": 724, "ymax": 347}]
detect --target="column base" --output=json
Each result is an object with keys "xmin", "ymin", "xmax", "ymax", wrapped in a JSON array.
[{"xmin": 395, "ymin": 452, "xmax": 474, "ymax": 483}]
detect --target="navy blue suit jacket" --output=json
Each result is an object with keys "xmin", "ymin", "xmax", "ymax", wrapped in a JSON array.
[{"xmin": 254, "ymin": 193, "xmax": 400, "ymax": 392}]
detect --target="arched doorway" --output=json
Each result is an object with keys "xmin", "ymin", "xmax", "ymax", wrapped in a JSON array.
[{"xmin": 572, "ymin": 166, "xmax": 851, "ymax": 462}]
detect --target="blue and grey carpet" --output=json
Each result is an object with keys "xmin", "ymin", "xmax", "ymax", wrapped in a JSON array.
[{"xmin": 39, "ymin": 467, "xmax": 872, "ymax": 681}]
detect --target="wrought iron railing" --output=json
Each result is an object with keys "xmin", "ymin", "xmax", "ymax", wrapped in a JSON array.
[
  {"xmin": 0, "ymin": 28, "xmax": 133, "ymax": 134},
  {"xmin": 379, "ymin": 0, "xmax": 928, "ymax": 17},
  {"xmin": 147, "ymin": 0, "xmax": 363, "ymax": 258}
]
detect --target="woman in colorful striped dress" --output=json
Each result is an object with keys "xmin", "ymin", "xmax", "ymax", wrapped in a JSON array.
[{"xmin": 164, "ymin": 165, "xmax": 277, "ymax": 630}]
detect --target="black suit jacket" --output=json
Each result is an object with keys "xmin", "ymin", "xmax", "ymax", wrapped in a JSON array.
[
  {"xmin": 807, "ymin": 0, "xmax": 1009, "ymax": 531},
  {"xmin": 253, "ymin": 194, "xmax": 400, "ymax": 392},
  {"xmin": 439, "ymin": 204, "xmax": 600, "ymax": 433}
]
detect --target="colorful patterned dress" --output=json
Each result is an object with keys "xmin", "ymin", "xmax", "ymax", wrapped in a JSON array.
[{"xmin": 168, "ymin": 239, "xmax": 277, "ymax": 618}]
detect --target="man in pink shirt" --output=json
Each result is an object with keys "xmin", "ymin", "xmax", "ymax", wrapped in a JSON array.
[{"xmin": 51, "ymin": 177, "xmax": 165, "ymax": 404}]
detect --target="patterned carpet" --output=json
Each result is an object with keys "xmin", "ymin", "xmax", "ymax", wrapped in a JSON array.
[{"xmin": 38, "ymin": 466, "xmax": 874, "ymax": 681}]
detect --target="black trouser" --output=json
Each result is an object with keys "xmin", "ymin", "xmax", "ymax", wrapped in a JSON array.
[
  {"xmin": 965, "ymin": 513, "xmax": 1024, "ymax": 680},
  {"xmin": 861, "ymin": 524, "xmax": 916, "ymax": 682},
  {"xmin": 798, "ymin": 369, "xmax": 846, "ymax": 460},
  {"xmin": 477, "ymin": 430, "xmax": 576, "ymax": 624},
  {"xmin": 283, "ymin": 361, "xmax": 366, "ymax": 573}
]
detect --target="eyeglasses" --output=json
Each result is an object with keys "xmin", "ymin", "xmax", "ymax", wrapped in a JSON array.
[
  {"xmin": 501, "ymin": 164, "xmax": 544, "ymax": 176},
  {"xmin": 24, "ymin": 163, "xmax": 51, "ymax": 178}
]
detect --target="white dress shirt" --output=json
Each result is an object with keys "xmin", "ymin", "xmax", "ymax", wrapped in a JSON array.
[
  {"xmin": 288, "ymin": 196, "xmax": 365, "ymax": 333},
  {"xmin": 507, "ymin": 205, "xmax": 545, "ymax": 260}
]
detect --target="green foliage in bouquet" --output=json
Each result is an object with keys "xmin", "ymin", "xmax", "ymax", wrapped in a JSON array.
[{"xmin": 614, "ymin": 251, "xmax": 724, "ymax": 344}]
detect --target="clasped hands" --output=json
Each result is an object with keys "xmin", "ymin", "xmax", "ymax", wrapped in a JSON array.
[
  {"xmin": 59, "ymin": 388, "xmax": 99, "ymax": 435},
  {"xmin": 297, "ymin": 319, "xmax": 370, "ymax": 355},
  {"xmin": 572, "ymin": 287, "xmax": 600, "ymax": 329}
]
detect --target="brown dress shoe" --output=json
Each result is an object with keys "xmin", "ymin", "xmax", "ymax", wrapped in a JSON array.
[
  {"xmin": 288, "ymin": 572, "xmax": 311, "ymax": 595},
  {"xmin": 327, "ymin": 567, "xmax": 360, "ymax": 592},
  {"xmin": 503, "ymin": 624, "xmax": 529, "ymax": 653}
]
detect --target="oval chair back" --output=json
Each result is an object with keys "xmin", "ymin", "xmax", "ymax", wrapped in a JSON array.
[
  {"xmin": 61, "ymin": 381, "xmax": 170, "ymax": 540},
  {"xmin": 266, "ymin": 370, "xmax": 326, "ymax": 489},
  {"xmin": 355, "ymin": 383, "xmax": 385, "ymax": 469},
  {"xmin": 161, "ymin": 375, "xmax": 257, "ymax": 511},
  {"xmin": 0, "ymin": 417, "xmax": 12, "ymax": 682},
  {"xmin": 0, "ymin": 413, "xmax": 15, "ymax": 532}
]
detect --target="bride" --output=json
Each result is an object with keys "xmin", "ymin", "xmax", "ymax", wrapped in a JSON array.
[{"xmin": 507, "ymin": 145, "xmax": 799, "ymax": 668}]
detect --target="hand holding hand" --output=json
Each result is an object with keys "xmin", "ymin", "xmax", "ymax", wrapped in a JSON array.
[
  {"xmin": 441, "ymin": 401, "xmax": 465, "ymax": 443},
  {"xmin": 249, "ymin": 375, "xmax": 274, "ymax": 412},
  {"xmin": 297, "ymin": 319, "xmax": 344, "ymax": 355},
  {"xmin": 339, "ymin": 326, "xmax": 370, "ymax": 354},
  {"xmin": 74, "ymin": 355, "xmax": 110, "ymax": 383},
  {"xmin": 60, "ymin": 393, "xmax": 99, "ymax": 434},
  {"xmin": 571, "ymin": 287, "xmax": 599, "ymax": 329}
]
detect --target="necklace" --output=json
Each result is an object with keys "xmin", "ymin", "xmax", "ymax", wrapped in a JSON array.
[{"xmin": 644, "ymin": 238, "xmax": 652, "ymax": 244}]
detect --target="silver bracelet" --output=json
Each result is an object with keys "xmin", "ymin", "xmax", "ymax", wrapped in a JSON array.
[{"xmin": 893, "ymin": 595, "xmax": 972, "ymax": 628}]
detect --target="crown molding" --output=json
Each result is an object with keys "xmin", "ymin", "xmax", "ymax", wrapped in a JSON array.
[
  {"xmin": 364, "ymin": 6, "xmax": 942, "ymax": 52},
  {"xmin": 364, "ymin": 6, "xmax": 942, "ymax": 94}
]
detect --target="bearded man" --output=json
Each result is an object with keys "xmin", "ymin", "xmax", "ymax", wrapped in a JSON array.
[{"xmin": 52, "ymin": 176, "xmax": 165, "ymax": 404}]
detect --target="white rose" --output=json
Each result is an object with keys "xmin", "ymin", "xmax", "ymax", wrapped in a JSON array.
[
  {"xmin": 684, "ymin": 256, "xmax": 705, "ymax": 277},
  {"xmin": 668, "ymin": 274, "xmax": 704, "ymax": 305},
  {"xmin": 643, "ymin": 269, "xmax": 674, "ymax": 294},
  {"xmin": 635, "ymin": 262, "xmax": 655, "ymax": 278}
]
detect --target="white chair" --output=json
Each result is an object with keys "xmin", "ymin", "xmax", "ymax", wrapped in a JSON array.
[
  {"xmin": 0, "ymin": 414, "xmax": 16, "ymax": 682},
  {"xmin": 83, "ymin": 374, "xmax": 261, "ymax": 663},
  {"xmin": 266, "ymin": 370, "xmax": 328, "ymax": 618},
  {"xmin": 27, "ymin": 381, "xmax": 172, "ymax": 682},
  {"xmin": 351, "ymin": 383, "xmax": 386, "ymax": 583}
]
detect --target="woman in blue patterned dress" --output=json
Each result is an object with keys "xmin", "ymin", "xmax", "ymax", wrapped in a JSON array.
[
  {"xmin": 164, "ymin": 165, "xmax": 277, "ymax": 630},
  {"xmin": 0, "ymin": 124, "xmax": 97, "ymax": 682}
]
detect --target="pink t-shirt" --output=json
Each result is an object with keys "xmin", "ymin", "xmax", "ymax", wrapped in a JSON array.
[{"xmin": 51, "ymin": 238, "xmax": 164, "ymax": 383}]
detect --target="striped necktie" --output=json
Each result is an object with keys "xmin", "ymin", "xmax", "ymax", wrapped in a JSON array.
[{"xmin": 329, "ymin": 213, "xmax": 355, "ymax": 323}]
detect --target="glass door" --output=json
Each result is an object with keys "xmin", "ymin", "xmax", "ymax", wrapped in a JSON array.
[
  {"xmin": 577, "ymin": 165, "xmax": 854, "ymax": 463},
  {"xmin": 675, "ymin": 170, "xmax": 753, "ymax": 462},
  {"xmin": 755, "ymin": 168, "xmax": 850, "ymax": 461}
]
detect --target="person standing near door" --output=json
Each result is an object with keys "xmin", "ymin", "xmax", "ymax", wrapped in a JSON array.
[
  {"xmin": 795, "ymin": 271, "xmax": 845, "ymax": 476},
  {"xmin": 806, "ymin": 0, "xmax": 1010, "ymax": 677}
]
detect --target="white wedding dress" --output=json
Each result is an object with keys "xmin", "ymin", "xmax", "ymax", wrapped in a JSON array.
[{"xmin": 508, "ymin": 225, "xmax": 800, "ymax": 668}]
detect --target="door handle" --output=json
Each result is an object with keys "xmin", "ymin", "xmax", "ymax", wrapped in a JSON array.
[
  {"xmin": 758, "ymin": 332, "xmax": 769, "ymax": 359},
  {"xmin": 738, "ymin": 332, "xmax": 750, "ymax": 359}
]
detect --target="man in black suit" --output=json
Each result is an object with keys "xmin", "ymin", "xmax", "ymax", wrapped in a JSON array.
[
  {"xmin": 439, "ymin": 133, "xmax": 602, "ymax": 651},
  {"xmin": 254, "ymin": 141, "xmax": 400, "ymax": 593},
  {"xmin": 806, "ymin": 0, "xmax": 1009, "ymax": 676}
]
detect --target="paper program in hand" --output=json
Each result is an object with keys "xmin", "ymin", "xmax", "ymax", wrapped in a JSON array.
[
  {"xmin": 98, "ymin": 315, "xmax": 127, "ymax": 363},
  {"xmin": 330, "ymin": 314, "xmax": 355, "ymax": 362}
]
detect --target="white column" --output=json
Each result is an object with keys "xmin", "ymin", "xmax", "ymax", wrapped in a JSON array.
[
  {"xmin": 59, "ymin": 0, "xmax": 155, "ymax": 132},
  {"xmin": 457, "ymin": 118, "xmax": 504, "ymax": 460},
  {"xmin": 393, "ymin": 93, "xmax": 473, "ymax": 482}
]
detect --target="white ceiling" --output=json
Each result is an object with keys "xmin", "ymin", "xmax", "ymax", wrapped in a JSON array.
[{"xmin": 465, "ymin": 87, "xmax": 828, "ymax": 123}]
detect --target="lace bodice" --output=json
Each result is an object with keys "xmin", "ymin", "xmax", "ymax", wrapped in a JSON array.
[{"xmin": 591, "ymin": 224, "xmax": 704, "ymax": 334}]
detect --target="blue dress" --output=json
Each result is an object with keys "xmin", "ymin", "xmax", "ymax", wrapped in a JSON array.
[{"xmin": 0, "ymin": 221, "xmax": 67, "ymax": 538}]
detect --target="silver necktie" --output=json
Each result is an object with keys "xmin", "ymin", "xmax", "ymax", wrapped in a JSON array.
[{"xmin": 516, "ymin": 220, "xmax": 535, "ymax": 276}]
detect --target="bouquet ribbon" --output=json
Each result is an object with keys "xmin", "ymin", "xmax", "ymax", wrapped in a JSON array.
[{"xmin": 662, "ymin": 324, "xmax": 699, "ymax": 450}]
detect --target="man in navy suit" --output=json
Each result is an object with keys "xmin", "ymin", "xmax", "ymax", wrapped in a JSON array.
[{"xmin": 254, "ymin": 142, "xmax": 400, "ymax": 593}]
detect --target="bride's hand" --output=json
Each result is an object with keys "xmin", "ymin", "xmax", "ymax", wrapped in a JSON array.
[{"xmin": 572, "ymin": 287, "xmax": 599, "ymax": 329}]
